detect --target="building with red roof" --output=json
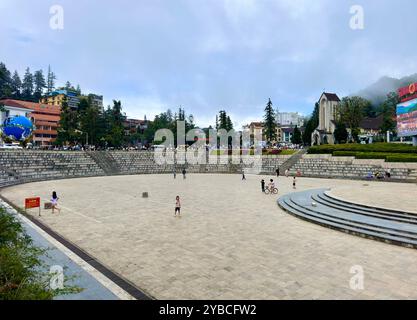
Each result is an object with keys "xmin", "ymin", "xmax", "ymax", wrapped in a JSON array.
[{"xmin": 0, "ymin": 99, "xmax": 61, "ymax": 146}]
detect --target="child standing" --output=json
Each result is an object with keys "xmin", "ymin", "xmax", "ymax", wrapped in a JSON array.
[
  {"xmin": 175, "ymin": 196, "xmax": 181, "ymax": 217},
  {"xmin": 51, "ymin": 191, "xmax": 61, "ymax": 214}
]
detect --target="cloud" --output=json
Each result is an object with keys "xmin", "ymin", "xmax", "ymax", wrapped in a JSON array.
[{"xmin": 1, "ymin": 0, "xmax": 416, "ymax": 126}]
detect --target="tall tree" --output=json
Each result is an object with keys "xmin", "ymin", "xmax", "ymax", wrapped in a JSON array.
[
  {"xmin": 79, "ymin": 97, "xmax": 101, "ymax": 145},
  {"xmin": 56, "ymin": 97, "xmax": 80, "ymax": 145},
  {"xmin": 302, "ymin": 102, "xmax": 320, "ymax": 145},
  {"xmin": 263, "ymin": 98, "xmax": 277, "ymax": 143},
  {"xmin": 0, "ymin": 63, "xmax": 12, "ymax": 99},
  {"xmin": 105, "ymin": 100, "xmax": 125, "ymax": 147},
  {"xmin": 11, "ymin": 71, "xmax": 22, "ymax": 99},
  {"xmin": 379, "ymin": 92, "xmax": 400, "ymax": 136},
  {"xmin": 291, "ymin": 126, "xmax": 302, "ymax": 144},
  {"xmin": 46, "ymin": 65, "xmax": 56, "ymax": 94},
  {"xmin": 33, "ymin": 70, "xmax": 46, "ymax": 102},
  {"xmin": 339, "ymin": 96, "xmax": 369, "ymax": 142},
  {"xmin": 21, "ymin": 68, "xmax": 34, "ymax": 101}
]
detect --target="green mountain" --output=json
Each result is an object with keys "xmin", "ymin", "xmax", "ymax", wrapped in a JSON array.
[{"xmin": 355, "ymin": 73, "xmax": 417, "ymax": 107}]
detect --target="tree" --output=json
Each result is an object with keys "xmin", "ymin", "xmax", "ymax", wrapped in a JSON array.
[
  {"xmin": 56, "ymin": 97, "xmax": 80, "ymax": 145},
  {"xmin": 33, "ymin": 70, "xmax": 46, "ymax": 102},
  {"xmin": 46, "ymin": 65, "xmax": 56, "ymax": 94},
  {"xmin": 79, "ymin": 97, "xmax": 101, "ymax": 146},
  {"xmin": 291, "ymin": 126, "xmax": 302, "ymax": 144},
  {"xmin": 11, "ymin": 71, "xmax": 22, "ymax": 99},
  {"xmin": 263, "ymin": 98, "xmax": 277, "ymax": 143},
  {"xmin": 104, "ymin": 100, "xmax": 126, "ymax": 147},
  {"xmin": 75, "ymin": 84, "xmax": 81, "ymax": 95},
  {"xmin": 0, "ymin": 63, "xmax": 12, "ymax": 99},
  {"xmin": 302, "ymin": 102, "xmax": 320, "ymax": 145},
  {"xmin": 21, "ymin": 68, "xmax": 34, "ymax": 101},
  {"xmin": 380, "ymin": 92, "xmax": 399, "ymax": 136},
  {"xmin": 339, "ymin": 96, "xmax": 369, "ymax": 142},
  {"xmin": 334, "ymin": 121, "xmax": 348, "ymax": 144}
]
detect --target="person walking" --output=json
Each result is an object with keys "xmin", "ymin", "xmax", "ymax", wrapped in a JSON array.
[
  {"xmin": 51, "ymin": 191, "xmax": 61, "ymax": 214},
  {"xmin": 242, "ymin": 171, "xmax": 246, "ymax": 180},
  {"xmin": 182, "ymin": 168, "xmax": 186, "ymax": 179},
  {"xmin": 293, "ymin": 176, "xmax": 297, "ymax": 189},
  {"xmin": 261, "ymin": 179, "xmax": 265, "ymax": 193},
  {"xmin": 285, "ymin": 169, "xmax": 289, "ymax": 177},
  {"xmin": 173, "ymin": 169, "xmax": 176, "ymax": 179},
  {"xmin": 276, "ymin": 168, "xmax": 280, "ymax": 177},
  {"xmin": 175, "ymin": 196, "xmax": 181, "ymax": 217}
]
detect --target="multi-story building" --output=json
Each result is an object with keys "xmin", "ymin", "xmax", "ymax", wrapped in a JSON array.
[
  {"xmin": 0, "ymin": 99, "xmax": 60, "ymax": 146},
  {"xmin": 123, "ymin": 118, "xmax": 149, "ymax": 135},
  {"xmin": 276, "ymin": 111, "xmax": 304, "ymax": 127},
  {"xmin": 86, "ymin": 94, "xmax": 104, "ymax": 111},
  {"xmin": 40, "ymin": 89, "xmax": 80, "ymax": 109}
]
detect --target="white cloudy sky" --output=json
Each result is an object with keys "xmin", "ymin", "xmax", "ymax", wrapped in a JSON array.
[{"xmin": 1, "ymin": 0, "xmax": 416, "ymax": 128}]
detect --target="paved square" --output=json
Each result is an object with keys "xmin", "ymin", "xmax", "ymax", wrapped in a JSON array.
[{"xmin": 2, "ymin": 174, "xmax": 417, "ymax": 299}]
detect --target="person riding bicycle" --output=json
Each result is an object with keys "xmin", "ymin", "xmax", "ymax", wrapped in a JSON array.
[{"xmin": 268, "ymin": 179, "xmax": 275, "ymax": 193}]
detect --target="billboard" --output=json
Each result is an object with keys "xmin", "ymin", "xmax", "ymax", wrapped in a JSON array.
[{"xmin": 397, "ymin": 97, "xmax": 417, "ymax": 137}]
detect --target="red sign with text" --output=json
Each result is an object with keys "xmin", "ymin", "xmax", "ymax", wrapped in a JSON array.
[
  {"xmin": 398, "ymin": 83, "xmax": 417, "ymax": 102},
  {"xmin": 25, "ymin": 197, "xmax": 40, "ymax": 209}
]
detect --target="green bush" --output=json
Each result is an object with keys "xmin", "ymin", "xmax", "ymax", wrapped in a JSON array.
[
  {"xmin": 0, "ymin": 208, "xmax": 82, "ymax": 300},
  {"xmin": 309, "ymin": 143, "xmax": 417, "ymax": 155},
  {"xmin": 386, "ymin": 155, "xmax": 417, "ymax": 162}
]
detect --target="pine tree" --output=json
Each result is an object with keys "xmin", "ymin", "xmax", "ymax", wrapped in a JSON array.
[
  {"xmin": 33, "ymin": 70, "xmax": 46, "ymax": 102},
  {"xmin": 46, "ymin": 65, "xmax": 56, "ymax": 94},
  {"xmin": 291, "ymin": 126, "xmax": 302, "ymax": 144},
  {"xmin": 263, "ymin": 98, "xmax": 277, "ymax": 144},
  {"xmin": 76, "ymin": 84, "xmax": 81, "ymax": 95},
  {"xmin": 0, "ymin": 63, "xmax": 12, "ymax": 99},
  {"xmin": 302, "ymin": 102, "xmax": 320, "ymax": 145},
  {"xmin": 22, "ymin": 68, "xmax": 34, "ymax": 100},
  {"xmin": 11, "ymin": 71, "xmax": 22, "ymax": 99}
]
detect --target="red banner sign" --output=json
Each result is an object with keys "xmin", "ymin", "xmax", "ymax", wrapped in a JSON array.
[
  {"xmin": 398, "ymin": 83, "xmax": 417, "ymax": 102},
  {"xmin": 25, "ymin": 197, "xmax": 41, "ymax": 209}
]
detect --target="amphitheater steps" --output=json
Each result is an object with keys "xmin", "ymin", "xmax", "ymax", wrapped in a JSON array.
[{"xmin": 278, "ymin": 189, "xmax": 417, "ymax": 249}]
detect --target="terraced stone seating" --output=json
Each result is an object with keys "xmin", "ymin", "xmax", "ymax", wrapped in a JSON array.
[
  {"xmin": 289, "ymin": 155, "xmax": 417, "ymax": 182},
  {"xmin": 278, "ymin": 189, "xmax": 417, "ymax": 249},
  {"xmin": 0, "ymin": 151, "xmax": 105, "ymax": 185}
]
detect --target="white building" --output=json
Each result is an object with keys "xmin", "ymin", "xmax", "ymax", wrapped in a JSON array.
[{"xmin": 276, "ymin": 112, "xmax": 304, "ymax": 127}]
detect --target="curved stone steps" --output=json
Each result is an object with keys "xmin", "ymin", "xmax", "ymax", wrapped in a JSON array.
[
  {"xmin": 278, "ymin": 189, "xmax": 417, "ymax": 249},
  {"xmin": 311, "ymin": 193, "xmax": 417, "ymax": 225}
]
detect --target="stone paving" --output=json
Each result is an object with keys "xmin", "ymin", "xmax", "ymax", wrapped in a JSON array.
[{"xmin": 2, "ymin": 174, "xmax": 417, "ymax": 300}]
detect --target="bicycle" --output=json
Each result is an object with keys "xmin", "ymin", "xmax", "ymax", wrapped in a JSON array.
[{"xmin": 265, "ymin": 186, "xmax": 278, "ymax": 195}]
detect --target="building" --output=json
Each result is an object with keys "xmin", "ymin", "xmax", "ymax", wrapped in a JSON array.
[
  {"xmin": 359, "ymin": 115, "xmax": 384, "ymax": 136},
  {"xmin": 123, "ymin": 118, "xmax": 149, "ymax": 135},
  {"xmin": 86, "ymin": 94, "xmax": 104, "ymax": 111},
  {"xmin": 246, "ymin": 121, "xmax": 294, "ymax": 144},
  {"xmin": 0, "ymin": 99, "xmax": 33, "ymax": 127},
  {"xmin": 311, "ymin": 92, "xmax": 341, "ymax": 145},
  {"xmin": 276, "ymin": 112, "xmax": 304, "ymax": 127},
  {"xmin": 0, "ymin": 99, "xmax": 60, "ymax": 146},
  {"xmin": 40, "ymin": 89, "xmax": 80, "ymax": 109}
]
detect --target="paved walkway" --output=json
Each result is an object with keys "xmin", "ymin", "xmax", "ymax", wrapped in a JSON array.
[
  {"xmin": 0, "ymin": 201, "xmax": 127, "ymax": 300},
  {"xmin": 2, "ymin": 174, "xmax": 417, "ymax": 299}
]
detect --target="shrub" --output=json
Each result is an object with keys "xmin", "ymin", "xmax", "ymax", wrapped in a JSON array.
[
  {"xmin": 386, "ymin": 155, "xmax": 417, "ymax": 162},
  {"xmin": 308, "ymin": 143, "xmax": 417, "ymax": 155},
  {"xmin": 0, "ymin": 208, "xmax": 82, "ymax": 300}
]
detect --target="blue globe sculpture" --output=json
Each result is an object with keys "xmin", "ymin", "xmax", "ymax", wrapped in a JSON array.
[{"xmin": 2, "ymin": 116, "xmax": 33, "ymax": 141}]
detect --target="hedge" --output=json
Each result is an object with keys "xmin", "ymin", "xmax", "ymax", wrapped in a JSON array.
[
  {"xmin": 332, "ymin": 150, "xmax": 417, "ymax": 162},
  {"xmin": 308, "ymin": 143, "xmax": 417, "ymax": 155}
]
